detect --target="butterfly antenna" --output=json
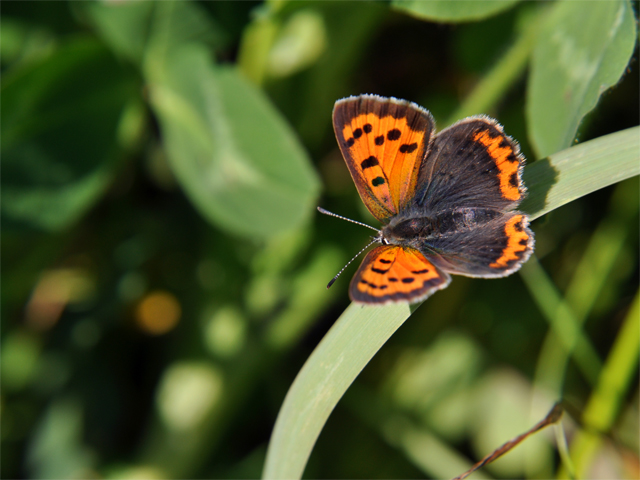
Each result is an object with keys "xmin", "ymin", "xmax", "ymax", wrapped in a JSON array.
[
  {"xmin": 317, "ymin": 206, "xmax": 380, "ymax": 233},
  {"xmin": 326, "ymin": 237, "xmax": 379, "ymax": 289}
]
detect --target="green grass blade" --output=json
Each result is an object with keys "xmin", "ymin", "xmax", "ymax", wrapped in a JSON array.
[
  {"xmin": 521, "ymin": 126, "xmax": 639, "ymax": 220},
  {"xmin": 262, "ymin": 128, "xmax": 640, "ymax": 479},
  {"xmin": 560, "ymin": 291, "xmax": 640, "ymax": 478}
]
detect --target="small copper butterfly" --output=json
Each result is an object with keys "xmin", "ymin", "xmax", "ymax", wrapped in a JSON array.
[{"xmin": 323, "ymin": 94, "xmax": 534, "ymax": 304}]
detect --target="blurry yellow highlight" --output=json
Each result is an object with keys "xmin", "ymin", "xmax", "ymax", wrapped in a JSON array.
[
  {"xmin": 156, "ymin": 362, "xmax": 223, "ymax": 432},
  {"xmin": 107, "ymin": 465, "xmax": 165, "ymax": 480},
  {"xmin": 204, "ymin": 306, "xmax": 246, "ymax": 358},
  {"xmin": 135, "ymin": 291, "xmax": 181, "ymax": 335}
]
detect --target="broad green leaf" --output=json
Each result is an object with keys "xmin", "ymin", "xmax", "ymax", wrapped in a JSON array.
[
  {"xmin": 82, "ymin": 1, "xmax": 228, "ymax": 64},
  {"xmin": 262, "ymin": 127, "xmax": 640, "ymax": 479},
  {"xmin": 1, "ymin": 39, "xmax": 138, "ymax": 231},
  {"xmin": 80, "ymin": 1, "xmax": 154, "ymax": 63},
  {"xmin": 147, "ymin": 45, "xmax": 320, "ymax": 239},
  {"xmin": 393, "ymin": 0, "xmax": 520, "ymax": 22},
  {"xmin": 527, "ymin": 0, "xmax": 636, "ymax": 158}
]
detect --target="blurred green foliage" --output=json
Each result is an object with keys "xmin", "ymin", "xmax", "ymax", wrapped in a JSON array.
[{"xmin": 1, "ymin": 1, "xmax": 638, "ymax": 479}]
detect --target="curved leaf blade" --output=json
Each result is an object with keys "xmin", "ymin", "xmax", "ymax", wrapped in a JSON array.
[{"xmin": 262, "ymin": 302, "xmax": 413, "ymax": 479}]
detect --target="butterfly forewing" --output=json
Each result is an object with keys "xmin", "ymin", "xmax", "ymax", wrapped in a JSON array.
[
  {"xmin": 350, "ymin": 245, "xmax": 450, "ymax": 304},
  {"xmin": 417, "ymin": 117, "xmax": 526, "ymax": 213},
  {"xmin": 333, "ymin": 95, "xmax": 435, "ymax": 221}
]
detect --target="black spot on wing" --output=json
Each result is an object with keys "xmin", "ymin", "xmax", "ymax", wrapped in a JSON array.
[
  {"xmin": 360, "ymin": 279, "xmax": 387, "ymax": 290},
  {"xmin": 360, "ymin": 156, "xmax": 379, "ymax": 170},
  {"xmin": 371, "ymin": 267, "xmax": 390, "ymax": 274},
  {"xmin": 509, "ymin": 172, "xmax": 519, "ymax": 189},
  {"xmin": 399, "ymin": 143, "xmax": 418, "ymax": 153},
  {"xmin": 387, "ymin": 129, "xmax": 401, "ymax": 141}
]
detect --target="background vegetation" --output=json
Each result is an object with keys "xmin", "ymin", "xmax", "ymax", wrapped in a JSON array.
[{"xmin": 2, "ymin": 1, "xmax": 638, "ymax": 478}]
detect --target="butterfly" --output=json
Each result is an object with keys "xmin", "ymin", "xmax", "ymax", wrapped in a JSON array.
[{"xmin": 325, "ymin": 94, "xmax": 534, "ymax": 304}]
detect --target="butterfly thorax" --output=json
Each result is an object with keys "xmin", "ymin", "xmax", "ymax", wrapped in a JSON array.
[{"xmin": 381, "ymin": 207, "xmax": 501, "ymax": 248}]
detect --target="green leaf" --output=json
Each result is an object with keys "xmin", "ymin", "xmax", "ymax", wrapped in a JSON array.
[
  {"xmin": 527, "ymin": 0, "xmax": 637, "ymax": 158},
  {"xmin": 147, "ymin": 45, "xmax": 320, "ymax": 239},
  {"xmin": 1, "ymin": 39, "xmax": 138, "ymax": 231},
  {"xmin": 262, "ymin": 127, "xmax": 640, "ymax": 479},
  {"xmin": 392, "ymin": 0, "xmax": 520, "ymax": 22},
  {"xmin": 82, "ymin": 1, "xmax": 228, "ymax": 64}
]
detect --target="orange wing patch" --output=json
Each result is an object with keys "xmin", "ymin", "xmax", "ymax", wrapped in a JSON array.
[
  {"xmin": 490, "ymin": 215, "xmax": 531, "ymax": 269},
  {"xmin": 350, "ymin": 245, "xmax": 450, "ymax": 304},
  {"xmin": 473, "ymin": 129, "xmax": 522, "ymax": 201},
  {"xmin": 333, "ymin": 96, "xmax": 434, "ymax": 221},
  {"xmin": 341, "ymin": 113, "xmax": 427, "ymax": 213}
]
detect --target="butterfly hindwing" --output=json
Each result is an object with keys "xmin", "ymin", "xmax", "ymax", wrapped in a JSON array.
[
  {"xmin": 416, "ymin": 116, "xmax": 526, "ymax": 213},
  {"xmin": 333, "ymin": 95, "xmax": 435, "ymax": 221},
  {"xmin": 350, "ymin": 245, "xmax": 451, "ymax": 304},
  {"xmin": 425, "ymin": 212, "xmax": 534, "ymax": 278}
]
